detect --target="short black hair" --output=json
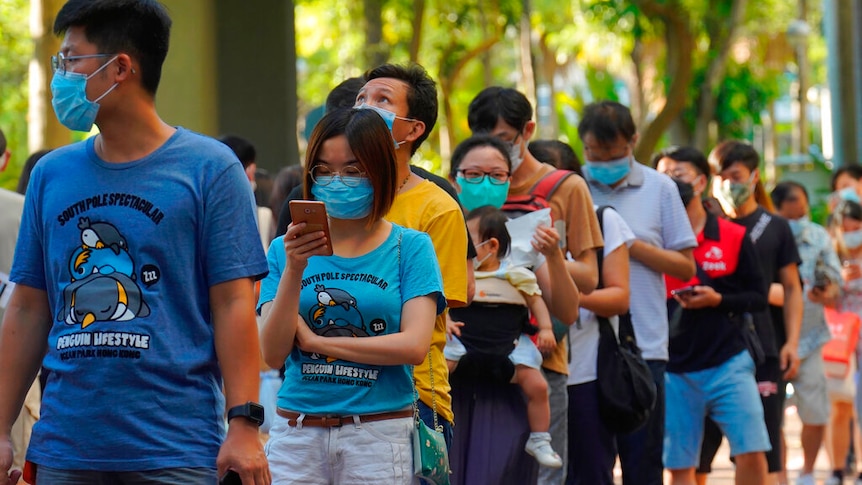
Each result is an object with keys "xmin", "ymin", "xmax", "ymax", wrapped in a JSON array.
[
  {"xmin": 528, "ymin": 140, "xmax": 582, "ymax": 175},
  {"xmin": 708, "ymin": 140, "xmax": 760, "ymax": 173},
  {"xmin": 652, "ymin": 145, "xmax": 710, "ymax": 176},
  {"xmin": 466, "ymin": 205, "xmax": 511, "ymax": 259},
  {"xmin": 218, "ymin": 135, "xmax": 256, "ymax": 168},
  {"xmin": 54, "ymin": 0, "xmax": 172, "ymax": 95},
  {"xmin": 771, "ymin": 180, "xmax": 809, "ymax": 209},
  {"xmin": 577, "ymin": 101, "xmax": 636, "ymax": 144},
  {"xmin": 831, "ymin": 165, "xmax": 862, "ymax": 191},
  {"xmin": 364, "ymin": 63, "xmax": 437, "ymax": 156},
  {"xmin": 0, "ymin": 127, "xmax": 6, "ymax": 153},
  {"xmin": 467, "ymin": 87, "xmax": 532, "ymax": 134},
  {"xmin": 326, "ymin": 77, "xmax": 366, "ymax": 113},
  {"xmin": 449, "ymin": 135, "xmax": 512, "ymax": 178}
]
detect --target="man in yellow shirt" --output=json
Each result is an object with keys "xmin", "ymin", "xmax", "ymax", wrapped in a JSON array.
[{"xmin": 356, "ymin": 64, "xmax": 469, "ymax": 444}]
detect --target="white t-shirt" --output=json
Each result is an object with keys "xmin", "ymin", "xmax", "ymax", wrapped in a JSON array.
[{"xmin": 567, "ymin": 206, "xmax": 635, "ymax": 385}]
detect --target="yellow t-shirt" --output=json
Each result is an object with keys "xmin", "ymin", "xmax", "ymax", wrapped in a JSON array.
[
  {"xmin": 387, "ymin": 179, "xmax": 468, "ymax": 423},
  {"xmin": 508, "ymin": 163, "xmax": 604, "ymax": 374}
]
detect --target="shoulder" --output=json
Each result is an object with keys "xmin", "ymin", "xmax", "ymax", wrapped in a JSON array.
[
  {"xmin": 410, "ymin": 180, "xmax": 464, "ymax": 216},
  {"xmin": 394, "ymin": 224, "xmax": 434, "ymax": 248},
  {"xmin": 169, "ymin": 128, "xmax": 240, "ymax": 169}
]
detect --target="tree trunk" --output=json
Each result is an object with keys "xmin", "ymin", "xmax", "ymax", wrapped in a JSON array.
[
  {"xmin": 30, "ymin": 0, "xmax": 67, "ymax": 152},
  {"xmin": 631, "ymin": 0, "xmax": 695, "ymax": 163},
  {"xmin": 538, "ymin": 33, "xmax": 559, "ymax": 138},
  {"xmin": 364, "ymin": 0, "xmax": 387, "ymax": 68},
  {"xmin": 519, "ymin": 0, "xmax": 537, "ymax": 111},
  {"xmin": 409, "ymin": 0, "xmax": 425, "ymax": 63},
  {"xmin": 692, "ymin": 0, "xmax": 748, "ymax": 151}
]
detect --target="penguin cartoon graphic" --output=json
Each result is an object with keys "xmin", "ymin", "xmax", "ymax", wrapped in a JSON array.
[
  {"xmin": 68, "ymin": 218, "xmax": 135, "ymax": 280},
  {"xmin": 58, "ymin": 217, "xmax": 149, "ymax": 328},
  {"xmin": 57, "ymin": 272, "xmax": 151, "ymax": 328},
  {"xmin": 307, "ymin": 284, "xmax": 367, "ymax": 337}
]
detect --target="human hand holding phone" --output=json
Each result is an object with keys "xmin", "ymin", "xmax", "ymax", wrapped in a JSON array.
[{"xmin": 288, "ymin": 200, "xmax": 333, "ymax": 256}]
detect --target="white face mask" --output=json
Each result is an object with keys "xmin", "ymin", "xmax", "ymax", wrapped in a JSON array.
[
  {"xmin": 508, "ymin": 142, "xmax": 524, "ymax": 173},
  {"xmin": 472, "ymin": 240, "xmax": 493, "ymax": 270},
  {"xmin": 845, "ymin": 229, "xmax": 862, "ymax": 250}
]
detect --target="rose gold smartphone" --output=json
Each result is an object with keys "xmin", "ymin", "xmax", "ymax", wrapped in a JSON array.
[{"xmin": 289, "ymin": 200, "xmax": 333, "ymax": 256}]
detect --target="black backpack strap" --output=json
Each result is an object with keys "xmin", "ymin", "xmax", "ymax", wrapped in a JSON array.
[{"xmin": 595, "ymin": 205, "xmax": 611, "ymax": 290}]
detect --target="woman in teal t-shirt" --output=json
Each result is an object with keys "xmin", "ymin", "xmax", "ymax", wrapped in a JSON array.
[{"xmin": 257, "ymin": 108, "xmax": 445, "ymax": 484}]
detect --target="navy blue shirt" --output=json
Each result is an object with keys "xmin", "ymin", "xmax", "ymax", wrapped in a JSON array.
[{"xmin": 667, "ymin": 212, "xmax": 767, "ymax": 373}]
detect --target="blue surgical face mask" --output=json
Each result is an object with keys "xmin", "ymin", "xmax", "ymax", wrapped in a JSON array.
[
  {"xmin": 456, "ymin": 176, "xmax": 510, "ymax": 212},
  {"xmin": 355, "ymin": 104, "xmax": 414, "ymax": 149},
  {"xmin": 51, "ymin": 56, "xmax": 119, "ymax": 132},
  {"xmin": 310, "ymin": 177, "xmax": 374, "ymax": 220},
  {"xmin": 845, "ymin": 229, "xmax": 862, "ymax": 250},
  {"xmin": 838, "ymin": 187, "xmax": 861, "ymax": 204},
  {"xmin": 584, "ymin": 155, "xmax": 631, "ymax": 186},
  {"xmin": 788, "ymin": 218, "xmax": 805, "ymax": 238}
]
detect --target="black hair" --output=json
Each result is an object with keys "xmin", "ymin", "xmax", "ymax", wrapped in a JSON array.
[
  {"xmin": 652, "ymin": 145, "xmax": 710, "ymax": 176},
  {"xmin": 364, "ymin": 63, "xmax": 437, "ymax": 156},
  {"xmin": 304, "ymin": 108, "xmax": 397, "ymax": 224},
  {"xmin": 837, "ymin": 200, "xmax": 862, "ymax": 222},
  {"xmin": 17, "ymin": 149, "xmax": 51, "ymax": 195},
  {"xmin": 528, "ymin": 139, "xmax": 582, "ymax": 175},
  {"xmin": 831, "ymin": 165, "xmax": 862, "ymax": 191},
  {"xmin": 54, "ymin": 0, "xmax": 172, "ymax": 95},
  {"xmin": 218, "ymin": 135, "xmax": 256, "ymax": 168},
  {"xmin": 449, "ymin": 135, "xmax": 512, "ymax": 178},
  {"xmin": 771, "ymin": 181, "xmax": 809, "ymax": 209},
  {"xmin": 466, "ymin": 205, "xmax": 511, "ymax": 259},
  {"xmin": 0, "ymin": 128, "xmax": 6, "ymax": 153},
  {"xmin": 326, "ymin": 77, "xmax": 366, "ymax": 113},
  {"xmin": 467, "ymin": 87, "xmax": 532, "ymax": 134},
  {"xmin": 577, "ymin": 101, "xmax": 636, "ymax": 144},
  {"xmin": 708, "ymin": 140, "xmax": 760, "ymax": 173}
]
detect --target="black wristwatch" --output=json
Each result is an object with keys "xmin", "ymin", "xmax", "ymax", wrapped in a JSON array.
[{"xmin": 227, "ymin": 401, "xmax": 265, "ymax": 427}]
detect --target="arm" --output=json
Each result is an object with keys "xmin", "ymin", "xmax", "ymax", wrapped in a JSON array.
[
  {"xmin": 629, "ymin": 241, "xmax": 696, "ymax": 281},
  {"xmin": 524, "ymin": 292, "xmax": 556, "ymax": 354},
  {"xmin": 533, "ymin": 225, "xmax": 580, "ymax": 324},
  {"xmin": 779, "ymin": 263, "xmax": 804, "ymax": 379},
  {"xmin": 0, "ymin": 285, "xmax": 51, "ymax": 484},
  {"xmin": 578, "ymin": 244, "xmax": 631, "ymax": 318},
  {"xmin": 566, "ymin": 248, "xmax": 598, "ymax": 294},
  {"xmin": 259, "ymin": 224, "xmax": 330, "ymax": 369},
  {"xmin": 211, "ymin": 278, "xmax": 270, "ymax": 485},
  {"xmin": 425, "ymin": 209, "xmax": 469, "ymax": 308},
  {"xmin": 295, "ymin": 295, "xmax": 438, "ymax": 366},
  {"xmin": 768, "ymin": 282, "xmax": 784, "ymax": 306}
]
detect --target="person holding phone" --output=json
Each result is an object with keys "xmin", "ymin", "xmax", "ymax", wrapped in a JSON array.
[
  {"xmin": 655, "ymin": 146, "xmax": 771, "ymax": 485},
  {"xmin": 258, "ymin": 107, "xmax": 445, "ymax": 484}
]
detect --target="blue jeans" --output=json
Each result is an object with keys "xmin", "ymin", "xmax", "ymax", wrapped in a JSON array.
[
  {"xmin": 416, "ymin": 399, "xmax": 454, "ymax": 450},
  {"xmin": 616, "ymin": 360, "xmax": 666, "ymax": 485},
  {"xmin": 34, "ymin": 465, "xmax": 214, "ymax": 485}
]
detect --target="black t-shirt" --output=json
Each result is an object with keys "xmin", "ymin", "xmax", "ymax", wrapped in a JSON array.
[
  {"xmin": 733, "ymin": 206, "xmax": 801, "ymax": 357},
  {"xmin": 667, "ymin": 213, "xmax": 767, "ymax": 373},
  {"xmin": 276, "ymin": 165, "xmax": 477, "ymax": 258}
]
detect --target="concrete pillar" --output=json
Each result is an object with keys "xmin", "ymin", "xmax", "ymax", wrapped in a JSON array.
[{"xmin": 214, "ymin": 0, "xmax": 299, "ymax": 173}]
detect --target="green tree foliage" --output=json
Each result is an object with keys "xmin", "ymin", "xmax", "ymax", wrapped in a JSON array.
[{"xmin": 0, "ymin": 0, "xmax": 31, "ymax": 190}]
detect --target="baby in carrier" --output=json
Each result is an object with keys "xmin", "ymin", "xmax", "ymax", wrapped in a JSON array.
[{"xmin": 445, "ymin": 205, "xmax": 562, "ymax": 468}]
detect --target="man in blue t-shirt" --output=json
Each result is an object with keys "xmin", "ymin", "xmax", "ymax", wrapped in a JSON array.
[{"xmin": 0, "ymin": 2, "xmax": 270, "ymax": 484}]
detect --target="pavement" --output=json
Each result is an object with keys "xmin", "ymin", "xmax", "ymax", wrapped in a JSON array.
[{"xmin": 613, "ymin": 403, "xmax": 840, "ymax": 484}]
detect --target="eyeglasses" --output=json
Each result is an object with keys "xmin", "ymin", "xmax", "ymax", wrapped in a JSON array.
[
  {"xmin": 310, "ymin": 165, "xmax": 367, "ymax": 187},
  {"xmin": 456, "ymin": 169, "xmax": 510, "ymax": 185},
  {"xmin": 51, "ymin": 52, "xmax": 115, "ymax": 75}
]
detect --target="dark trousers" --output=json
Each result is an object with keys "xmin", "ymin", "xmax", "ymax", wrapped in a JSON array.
[
  {"xmin": 615, "ymin": 360, "xmax": 666, "ymax": 485},
  {"xmin": 566, "ymin": 380, "xmax": 615, "ymax": 485}
]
